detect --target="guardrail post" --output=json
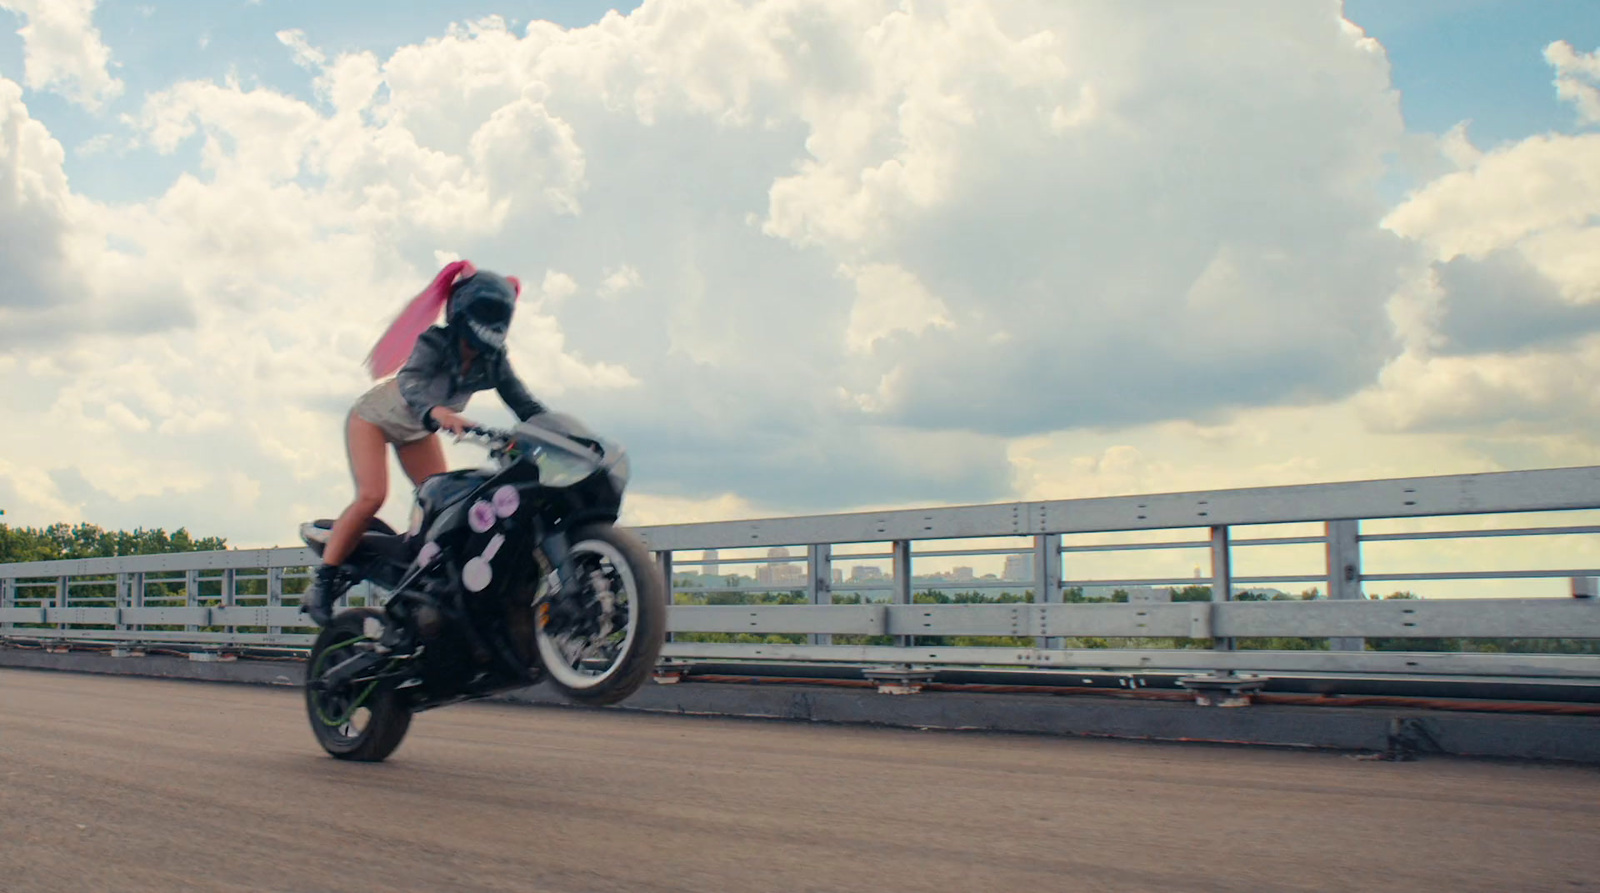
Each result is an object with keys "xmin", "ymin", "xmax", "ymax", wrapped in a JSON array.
[
  {"xmin": 132, "ymin": 571, "xmax": 145, "ymax": 639},
  {"xmin": 267, "ymin": 567, "xmax": 284, "ymax": 640},
  {"xmin": 892, "ymin": 540, "xmax": 912, "ymax": 647},
  {"xmin": 1, "ymin": 576, "xmax": 12, "ymax": 635},
  {"xmin": 185, "ymin": 569, "xmax": 200, "ymax": 635},
  {"xmin": 220, "ymin": 567, "xmax": 236, "ymax": 635},
  {"xmin": 56, "ymin": 575, "xmax": 67, "ymax": 632},
  {"xmin": 656, "ymin": 550, "xmax": 672, "ymax": 592},
  {"xmin": 1210, "ymin": 526, "xmax": 1233, "ymax": 653},
  {"xmin": 1034, "ymin": 533, "xmax": 1062, "ymax": 649},
  {"xmin": 1326, "ymin": 520, "xmax": 1364, "ymax": 651},
  {"xmin": 116, "ymin": 572, "xmax": 132, "ymax": 638},
  {"xmin": 656, "ymin": 551, "xmax": 673, "ymax": 644},
  {"xmin": 809, "ymin": 543, "xmax": 833, "ymax": 646}
]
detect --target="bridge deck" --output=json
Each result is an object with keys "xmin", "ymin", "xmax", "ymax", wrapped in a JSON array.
[{"xmin": 2, "ymin": 669, "xmax": 1596, "ymax": 893}]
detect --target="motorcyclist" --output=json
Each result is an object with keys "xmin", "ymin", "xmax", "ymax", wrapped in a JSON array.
[{"xmin": 301, "ymin": 261, "xmax": 546, "ymax": 625}]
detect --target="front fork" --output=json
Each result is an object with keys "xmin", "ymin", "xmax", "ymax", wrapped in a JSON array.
[{"xmin": 539, "ymin": 531, "xmax": 582, "ymax": 603}]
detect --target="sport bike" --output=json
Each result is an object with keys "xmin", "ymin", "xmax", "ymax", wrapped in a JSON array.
[{"xmin": 298, "ymin": 412, "xmax": 666, "ymax": 761}]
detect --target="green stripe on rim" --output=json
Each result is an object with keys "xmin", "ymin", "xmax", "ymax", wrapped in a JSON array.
[{"xmin": 312, "ymin": 636, "xmax": 383, "ymax": 728}]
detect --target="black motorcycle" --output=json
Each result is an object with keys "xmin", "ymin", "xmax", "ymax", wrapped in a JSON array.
[{"xmin": 298, "ymin": 412, "xmax": 666, "ymax": 761}]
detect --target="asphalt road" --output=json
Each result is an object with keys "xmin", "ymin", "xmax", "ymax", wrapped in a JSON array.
[{"xmin": 1, "ymin": 669, "xmax": 1597, "ymax": 893}]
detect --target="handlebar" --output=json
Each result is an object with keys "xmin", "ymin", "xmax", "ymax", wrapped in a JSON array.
[
  {"xmin": 458, "ymin": 425, "xmax": 513, "ymax": 446},
  {"xmin": 458, "ymin": 419, "xmax": 605, "ymax": 458}
]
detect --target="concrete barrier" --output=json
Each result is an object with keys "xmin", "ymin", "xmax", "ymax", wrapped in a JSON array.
[{"xmin": 5, "ymin": 647, "xmax": 1597, "ymax": 764}]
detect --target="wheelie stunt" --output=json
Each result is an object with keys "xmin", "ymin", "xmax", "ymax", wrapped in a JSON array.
[{"xmin": 297, "ymin": 261, "xmax": 666, "ymax": 761}]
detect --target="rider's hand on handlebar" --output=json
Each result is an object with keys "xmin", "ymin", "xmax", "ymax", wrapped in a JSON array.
[{"xmin": 429, "ymin": 407, "xmax": 478, "ymax": 438}]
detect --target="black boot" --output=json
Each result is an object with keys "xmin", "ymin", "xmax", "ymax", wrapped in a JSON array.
[{"xmin": 301, "ymin": 564, "xmax": 349, "ymax": 627}]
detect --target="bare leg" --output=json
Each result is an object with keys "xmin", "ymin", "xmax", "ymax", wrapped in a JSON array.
[
  {"xmin": 323, "ymin": 413, "xmax": 390, "ymax": 567},
  {"xmin": 395, "ymin": 434, "xmax": 448, "ymax": 488}
]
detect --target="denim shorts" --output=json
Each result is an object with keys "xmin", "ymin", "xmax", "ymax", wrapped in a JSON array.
[{"xmin": 351, "ymin": 379, "xmax": 433, "ymax": 445}]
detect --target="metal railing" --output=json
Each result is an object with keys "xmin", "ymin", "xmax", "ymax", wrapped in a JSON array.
[{"xmin": 4, "ymin": 466, "xmax": 1600, "ymax": 681}]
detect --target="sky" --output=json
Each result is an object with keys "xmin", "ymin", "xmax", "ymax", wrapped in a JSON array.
[{"xmin": 1, "ymin": 0, "xmax": 1599, "ymax": 583}]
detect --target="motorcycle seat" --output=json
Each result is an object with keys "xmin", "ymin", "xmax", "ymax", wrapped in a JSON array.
[
  {"xmin": 309, "ymin": 517, "xmax": 398, "ymax": 535},
  {"xmin": 358, "ymin": 531, "xmax": 412, "ymax": 565},
  {"xmin": 303, "ymin": 518, "xmax": 409, "ymax": 566}
]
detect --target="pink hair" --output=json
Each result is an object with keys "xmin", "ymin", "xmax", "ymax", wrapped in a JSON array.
[{"xmin": 364, "ymin": 260, "xmax": 477, "ymax": 379}]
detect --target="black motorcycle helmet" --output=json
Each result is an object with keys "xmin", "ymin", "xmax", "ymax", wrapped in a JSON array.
[{"xmin": 446, "ymin": 271, "xmax": 519, "ymax": 355}]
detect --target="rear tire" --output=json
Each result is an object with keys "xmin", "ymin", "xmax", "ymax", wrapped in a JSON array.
[
  {"xmin": 305, "ymin": 607, "xmax": 412, "ymax": 761},
  {"xmin": 536, "ymin": 524, "xmax": 667, "ymax": 706}
]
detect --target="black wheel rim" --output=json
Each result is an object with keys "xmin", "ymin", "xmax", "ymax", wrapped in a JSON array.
[{"xmin": 311, "ymin": 636, "xmax": 380, "ymax": 741}]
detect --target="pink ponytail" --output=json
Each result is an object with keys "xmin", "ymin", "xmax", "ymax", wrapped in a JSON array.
[{"xmin": 364, "ymin": 260, "xmax": 477, "ymax": 379}]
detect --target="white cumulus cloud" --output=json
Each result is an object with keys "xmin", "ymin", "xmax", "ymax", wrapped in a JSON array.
[
  {"xmin": 0, "ymin": 0, "xmax": 123, "ymax": 110},
  {"xmin": 1546, "ymin": 40, "xmax": 1600, "ymax": 125},
  {"xmin": 1361, "ymin": 42, "xmax": 1600, "ymax": 439},
  {"xmin": 841, "ymin": 263, "xmax": 952, "ymax": 356},
  {"xmin": 3, "ymin": 1, "xmax": 1598, "ymax": 548}
]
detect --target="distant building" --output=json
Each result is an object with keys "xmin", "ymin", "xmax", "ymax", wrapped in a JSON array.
[
  {"xmin": 832, "ymin": 568, "xmax": 844, "ymax": 585},
  {"xmin": 760, "ymin": 567, "xmax": 803, "ymax": 585},
  {"xmin": 757, "ymin": 546, "xmax": 803, "ymax": 585},
  {"xmin": 1127, "ymin": 587, "xmax": 1169, "ymax": 604},
  {"xmin": 702, "ymin": 548, "xmax": 719, "ymax": 570},
  {"xmin": 850, "ymin": 565, "xmax": 885, "ymax": 582},
  {"xmin": 1002, "ymin": 554, "xmax": 1031, "ymax": 581},
  {"xmin": 951, "ymin": 566, "xmax": 974, "ymax": 582}
]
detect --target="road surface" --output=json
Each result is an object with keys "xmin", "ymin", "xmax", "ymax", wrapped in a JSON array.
[{"xmin": 1, "ymin": 668, "xmax": 1596, "ymax": 892}]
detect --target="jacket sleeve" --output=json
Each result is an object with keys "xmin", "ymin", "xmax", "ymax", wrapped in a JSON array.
[
  {"xmin": 395, "ymin": 329, "xmax": 448, "ymax": 431},
  {"xmin": 494, "ymin": 356, "xmax": 547, "ymax": 421}
]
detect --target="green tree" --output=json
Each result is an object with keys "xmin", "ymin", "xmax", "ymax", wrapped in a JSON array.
[{"xmin": 1, "ymin": 523, "xmax": 227, "ymax": 564}]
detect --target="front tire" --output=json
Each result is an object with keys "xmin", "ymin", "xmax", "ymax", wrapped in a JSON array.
[
  {"xmin": 535, "ymin": 524, "xmax": 667, "ymax": 706},
  {"xmin": 305, "ymin": 607, "xmax": 412, "ymax": 761}
]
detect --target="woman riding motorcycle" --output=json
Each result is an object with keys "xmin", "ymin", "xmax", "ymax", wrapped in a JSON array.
[{"xmin": 301, "ymin": 261, "xmax": 547, "ymax": 625}]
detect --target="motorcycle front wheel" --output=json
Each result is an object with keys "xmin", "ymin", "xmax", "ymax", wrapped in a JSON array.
[
  {"xmin": 535, "ymin": 523, "xmax": 667, "ymax": 706},
  {"xmin": 304, "ymin": 607, "xmax": 412, "ymax": 761}
]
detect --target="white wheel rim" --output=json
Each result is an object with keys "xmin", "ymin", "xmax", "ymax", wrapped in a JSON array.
[{"xmin": 534, "ymin": 537, "xmax": 640, "ymax": 690}]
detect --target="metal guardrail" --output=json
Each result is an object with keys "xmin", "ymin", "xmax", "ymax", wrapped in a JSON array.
[{"xmin": 4, "ymin": 467, "xmax": 1600, "ymax": 680}]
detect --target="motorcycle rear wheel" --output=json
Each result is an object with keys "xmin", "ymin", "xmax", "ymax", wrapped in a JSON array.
[
  {"xmin": 535, "ymin": 523, "xmax": 667, "ymax": 706},
  {"xmin": 304, "ymin": 607, "xmax": 412, "ymax": 762}
]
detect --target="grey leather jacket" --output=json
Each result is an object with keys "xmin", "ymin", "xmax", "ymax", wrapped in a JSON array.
[{"xmin": 396, "ymin": 326, "xmax": 546, "ymax": 430}]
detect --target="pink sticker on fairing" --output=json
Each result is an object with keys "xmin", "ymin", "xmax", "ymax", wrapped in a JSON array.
[
  {"xmin": 415, "ymin": 541, "xmax": 441, "ymax": 566},
  {"xmin": 462, "ymin": 534, "xmax": 506, "ymax": 592},
  {"xmin": 481, "ymin": 533, "xmax": 505, "ymax": 562},
  {"xmin": 492, "ymin": 485, "xmax": 520, "ymax": 518},
  {"xmin": 468, "ymin": 500, "xmax": 496, "ymax": 533},
  {"xmin": 463, "ymin": 557, "xmax": 492, "ymax": 592}
]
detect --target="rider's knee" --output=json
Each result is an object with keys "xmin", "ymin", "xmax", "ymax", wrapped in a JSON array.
[{"xmin": 351, "ymin": 490, "xmax": 386, "ymax": 515}]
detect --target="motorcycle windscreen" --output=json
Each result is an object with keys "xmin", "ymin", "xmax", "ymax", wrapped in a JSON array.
[
  {"xmin": 512, "ymin": 415, "xmax": 611, "ymax": 487},
  {"xmin": 522, "ymin": 411, "xmax": 595, "ymax": 440}
]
